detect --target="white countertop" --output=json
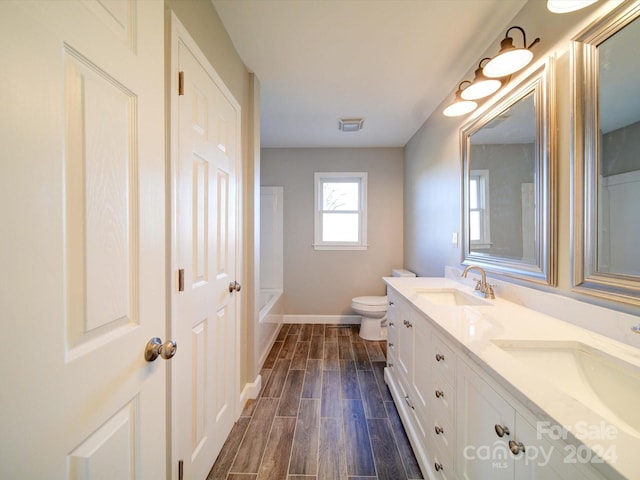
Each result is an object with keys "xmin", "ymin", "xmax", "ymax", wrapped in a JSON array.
[{"xmin": 383, "ymin": 276, "xmax": 640, "ymax": 480}]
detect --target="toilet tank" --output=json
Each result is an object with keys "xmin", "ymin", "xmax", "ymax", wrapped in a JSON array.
[{"xmin": 391, "ymin": 269, "xmax": 416, "ymax": 277}]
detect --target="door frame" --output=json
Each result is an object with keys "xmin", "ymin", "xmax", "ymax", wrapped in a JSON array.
[{"xmin": 167, "ymin": 11, "xmax": 243, "ymax": 478}]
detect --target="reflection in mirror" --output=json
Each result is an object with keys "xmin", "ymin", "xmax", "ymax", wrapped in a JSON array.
[
  {"xmin": 469, "ymin": 94, "xmax": 535, "ymax": 262},
  {"xmin": 572, "ymin": 3, "xmax": 640, "ymax": 305},
  {"xmin": 598, "ymin": 16, "xmax": 640, "ymax": 276},
  {"xmin": 462, "ymin": 60, "xmax": 555, "ymax": 285}
]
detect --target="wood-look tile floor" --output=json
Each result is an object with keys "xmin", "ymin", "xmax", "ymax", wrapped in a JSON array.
[{"xmin": 207, "ymin": 324, "xmax": 424, "ymax": 480}]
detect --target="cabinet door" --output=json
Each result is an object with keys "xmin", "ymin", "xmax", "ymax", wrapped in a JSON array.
[
  {"xmin": 397, "ymin": 300, "xmax": 414, "ymax": 380},
  {"xmin": 457, "ymin": 360, "xmax": 515, "ymax": 480},
  {"xmin": 514, "ymin": 413, "xmax": 605, "ymax": 480},
  {"xmin": 411, "ymin": 313, "xmax": 431, "ymax": 414}
]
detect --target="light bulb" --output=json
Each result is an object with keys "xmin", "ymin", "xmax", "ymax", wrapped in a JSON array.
[
  {"xmin": 547, "ymin": 0, "xmax": 598, "ymax": 14},
  {"xmin": 443, "ymin": 100, "xmax": 477, "ymax": 117}
]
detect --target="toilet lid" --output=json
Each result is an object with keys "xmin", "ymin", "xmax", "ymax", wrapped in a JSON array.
[{"xmin": 352, "ymin": 295, "xmax": 388, "ymax": 309}]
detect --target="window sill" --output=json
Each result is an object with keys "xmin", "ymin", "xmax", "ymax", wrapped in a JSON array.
[{"xmin": 313, "ymin": 244, "xmax": 369, "ymax": 251}]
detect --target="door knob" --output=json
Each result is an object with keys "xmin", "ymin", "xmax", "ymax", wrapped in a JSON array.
[
  {"xmin": 228, "ymin": 281, "xmax": 241, "ymax": 293},
  {"xmin": 145, "ymin": 337, "xmax": 177, "ymax": 361}
]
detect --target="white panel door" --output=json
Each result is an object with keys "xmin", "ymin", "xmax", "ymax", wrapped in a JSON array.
[
  {"xmin": 170, "ymin": 15, "xmax": 241, "ymax": 480},
  {"xmin": 0, "ymin": 1, "xmax": 166, "ymax": 479},
  {"xmin": 457, "ymin": 360, "xmax": 515, "ymax": 480}
]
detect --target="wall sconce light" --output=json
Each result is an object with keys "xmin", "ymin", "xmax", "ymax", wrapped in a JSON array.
[
  {"xmin": 483, "ymin": 26, "xmax": 540, "ymax": 78},
  {"xmin": 442, "ymin": 81, "xmax": 478, "ymax": 117},
  {"xmin": 460, "ymin": 58, "xmax": 505, "ymax": 101},
  {"xmin": 547, "ymin": 0, "xmax": 598, "ymax": 13}
]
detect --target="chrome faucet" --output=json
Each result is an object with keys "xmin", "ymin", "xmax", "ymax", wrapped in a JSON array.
[{"xmin": 461, "ymin": 265, "xmax": 495, "ymax": 299}]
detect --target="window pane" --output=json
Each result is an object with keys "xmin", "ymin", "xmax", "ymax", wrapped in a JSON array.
[
  {"xmin": 322, "ymin": 213, "xmax": 359, "ymax": 242},
  {"xmin": 323, "ymin": 182, "xmax": 359, "ymax": 211},
  {"xmin": 470, "ymin": 211, "xmax": 481, "ymax": 241},
  {"xmin": 469, "ymin": 178, "xmax": 478, "ymax": 209}
]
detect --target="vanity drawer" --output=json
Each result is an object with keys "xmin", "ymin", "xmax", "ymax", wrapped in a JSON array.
[
  {"xmin": 387, "ymin": 346, "xmax": 397, "ymax": 371},
  {"xmin": 430, "ymin": 450, "xmax": 454, "ymax": 480},
  {"xmin": 387, "ymin": 317, "xmax": 397, "ymax": 344},
  {"xmin": 430, "ymin": 371, "xmax": 456, "ymax": 426},
  {"xmin": 428, "ymin": 413, "xmax": 455, "ymax": 467},
  {"xmin": 432, "ymin": 331, "xmax": 456, "ymax": 385}
]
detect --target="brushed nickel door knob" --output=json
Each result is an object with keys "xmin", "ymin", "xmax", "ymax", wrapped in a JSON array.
[{"xmin": 145, "ymin": 337, "xmax": 177, "ymax": 361}]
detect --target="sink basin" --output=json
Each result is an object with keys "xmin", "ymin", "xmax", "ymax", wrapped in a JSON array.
[
  {"xmin": 415, "ymin": 288, "xmax": 490, "ymax": 306},
  {"xmin": 493, "ymin": 339, "xmax": 640, "ymax": 434}
]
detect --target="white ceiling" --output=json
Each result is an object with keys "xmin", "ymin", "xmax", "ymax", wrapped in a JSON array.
[{"xmin": 212, "ymin": 0, "xmax": 527, "ymax": 148}]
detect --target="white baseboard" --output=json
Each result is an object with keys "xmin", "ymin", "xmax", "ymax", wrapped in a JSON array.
[
  {"xmin": 238, "ymin": 373, "xmax": 262, "ymax": 413},
  {"xmin": 257, "ymin": 323, "xmax": 282, "ymax": 369},
  {"xmin": 283, "ymin": 314, "xmax": 361, "ymax": 325}
]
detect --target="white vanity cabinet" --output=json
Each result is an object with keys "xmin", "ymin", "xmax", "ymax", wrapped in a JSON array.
[{"xmin": 384, "ymin": 285, "xmax": 608, "ymax": 480}]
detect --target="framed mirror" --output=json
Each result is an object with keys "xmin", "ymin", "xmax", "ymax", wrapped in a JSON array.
[
  {"xmin": 572, "ymin": 2, "xmax": 640, "ymax": 305},
  {"xmin": 461, "ymin": 59, "xmax": 556, "ymax": 285}
]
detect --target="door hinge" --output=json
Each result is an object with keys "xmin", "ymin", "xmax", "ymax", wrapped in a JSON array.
[
  {"xmin": 178, "ymin": 459, "xmax": 184, "ymax": 480},
  {"xmin": 178, "ymin": 71, "xmax": 184, "ymax": 96},
  {"xmin": 178, "ymin": 268, "xmax": 185, "ymax": 292}
]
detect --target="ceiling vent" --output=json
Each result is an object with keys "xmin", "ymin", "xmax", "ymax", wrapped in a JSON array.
[{"xmin": 338, "ymin": 118, "xmax": 364, "ymax": 132}]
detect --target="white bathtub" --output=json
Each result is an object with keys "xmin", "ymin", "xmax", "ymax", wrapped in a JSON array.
[{"xmin": 259, "ymin": 289, "xmax": 283, "ymax": 323}]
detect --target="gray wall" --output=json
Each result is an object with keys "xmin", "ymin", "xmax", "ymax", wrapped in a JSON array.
[
  {"xmin": 403, "ymin": 0, "xmax": 637, "ymax": 313},
  {"xmin": 261, "ymin": 148, "xmax": 404, "ymax": 315},
  {"xmin": 602, "ymin": 120, "xmax": 640, "ymax": 176}
]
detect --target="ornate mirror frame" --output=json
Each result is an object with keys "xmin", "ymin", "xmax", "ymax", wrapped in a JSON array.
[
  {"xmin": 461, "ymin": 59, "xmax": 556, "ymax": 285},
  {"xmin": 571, "ymin": 1, "xmax": 640, "ymax": 305}
]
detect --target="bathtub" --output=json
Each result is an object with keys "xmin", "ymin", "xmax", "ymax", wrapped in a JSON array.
[{"xmin": 259, "ymin": 288, "xmax": 283, "ymax": 323}]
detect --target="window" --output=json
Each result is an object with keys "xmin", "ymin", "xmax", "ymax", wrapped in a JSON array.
[
  {"xmin": 314, "ymin": 172, "xmax": 367, "ymax": 250},
  {"xmin": 469, "ymin": 170, "xmax": 491, "ymax": 249}
]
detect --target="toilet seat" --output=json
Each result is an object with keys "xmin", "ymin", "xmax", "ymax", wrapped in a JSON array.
[{"xmin": 351, "ymin": 295, "xmax": 387, "ymax": 313}]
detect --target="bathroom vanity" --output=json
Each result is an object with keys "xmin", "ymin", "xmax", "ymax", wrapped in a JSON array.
[{"xmin": 383, "ymin": 276, "xmax": 639, "ymax": 480}]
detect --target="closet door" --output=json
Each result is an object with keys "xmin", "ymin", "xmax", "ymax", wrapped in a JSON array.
[
  {"xmin": 170, "ymin": 14, "xmax": 242, "ymax": 480},
  {"xmin": 0, "ymin": 1, "xmax": 166, "ymax": 477}
]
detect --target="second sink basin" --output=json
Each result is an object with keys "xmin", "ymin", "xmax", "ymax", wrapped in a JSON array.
[
  {"xmin": 415, "ymin": 288, "xmax": 490, "ymax": 306},
  {"xmin": 493, "ymin": 339, "xmax": 640, "ymax": 436}
]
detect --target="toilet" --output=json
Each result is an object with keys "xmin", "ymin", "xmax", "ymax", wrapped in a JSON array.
[{"xmin": 352, "ymin": 269, "xmax": 416, "ymax": 341}]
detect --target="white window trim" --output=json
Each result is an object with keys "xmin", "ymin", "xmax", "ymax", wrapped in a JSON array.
[
  {"xmin": 313, "ymin": 172, "xmax": 368, "ymax": 251},
  {"xmin": 470, "ymin": 169, "xmax": 491, "ymax": 249}
]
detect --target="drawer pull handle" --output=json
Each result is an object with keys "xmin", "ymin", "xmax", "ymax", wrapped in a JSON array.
[
  {"xmin": 435, "ymin": 353, "xmax": 445, "ymax": 362},
  {"xmin": 435, "ymin": 425, "xmax": 444, "ymax": 435},
  {"xmin": 403, "ymin": 319, "xmax": 412, "ymax": 328},
  {"xmin": 509, "ymin": 440, "xmax": 526, "ymax": 456},
  {"xmin": 404, "ymin": 395, "xmax": 415, "ymax": 410},
  {"xmin": 389, "ymin": 322, "xmax": 395, "ymax": 327},
  {"xmin": 435, "ymin": 389, "xmax": 444, "ymax": 398},
  {"xmin": 388, "ymin": 362, "xmax": 394, "ymax": 367},
  {"xmin": 434, "ymin": 462, "xmax": 443, "ymax": 472},
  {"xmin": 389, "ymin": 301, "xmax": 395, "ymax": 306},
  {"xmin": 495, "ymin": 424, "xmax": 510, "ymax": 437},
  {"xmin": 388, "ymin": 342, "xmax": 394, "ymax": 347}
]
